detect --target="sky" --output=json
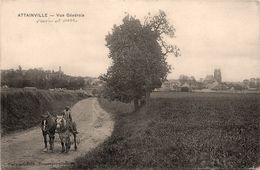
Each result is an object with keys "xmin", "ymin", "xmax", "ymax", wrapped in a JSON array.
[{"xmin": 1, "ymin": 0, "xmax": 260, "ymax": 81}]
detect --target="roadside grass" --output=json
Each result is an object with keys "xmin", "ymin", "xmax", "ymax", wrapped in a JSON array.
[
  {"xmin": 1, "ymin": 88, "xmax": 89, "ymax": 134},
  {"xmin": 73, "ymin": 92, "xmax": 260, "ymax": 169},
  {"xmin": 98, "ymin": 97, "xmax": 134, "ymax": 117}
]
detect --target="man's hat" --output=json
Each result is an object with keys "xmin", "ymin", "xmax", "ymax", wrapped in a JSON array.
[
  {"xmin": 41, "ymin": 111, "xmax": 50, "ymax": 118},
  {"xmin": 65, "ymin": 106, "xmax": 70, "ymax": 109}
]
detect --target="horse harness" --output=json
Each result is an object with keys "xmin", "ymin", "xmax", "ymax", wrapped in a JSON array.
[{"xmin": 41, "ymin": 117, "xmax": 56, "ymax": 136}]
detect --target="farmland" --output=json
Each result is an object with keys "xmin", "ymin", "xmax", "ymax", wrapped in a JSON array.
[{"xmin": 73, "ymin": 92, "xmax": 260, "ymax": 169}]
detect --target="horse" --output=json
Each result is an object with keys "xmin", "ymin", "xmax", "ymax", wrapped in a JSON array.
[
  {"xmin": 41, "ymin": 112, "xmax": 57, "ymax": 152},
  {"xmin": 56, "ymin": 116, "xmax": 78, "ymax": 153}
]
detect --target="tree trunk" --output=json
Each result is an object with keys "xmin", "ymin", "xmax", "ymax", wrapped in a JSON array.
[
  {"xmin": 145, "ymin": 91, "xmax": 150, "ymax": 112},
  {"xmin": 134, "ymin": 98, "xmax": 139, "ymax": 111}
]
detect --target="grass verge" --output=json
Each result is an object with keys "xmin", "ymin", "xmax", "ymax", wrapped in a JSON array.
[{"xmin": 1, "ymin": 88, "xmax": 90, "ymax": 135}]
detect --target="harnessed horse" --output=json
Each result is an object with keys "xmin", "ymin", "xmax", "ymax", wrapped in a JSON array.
[
  {"xmin": 41, "ymin": 112, "xmax": 56, "ymax": 152},
  {"xmin": 56, "ymin": 116, "xmax": 78, "ymax": 153}
]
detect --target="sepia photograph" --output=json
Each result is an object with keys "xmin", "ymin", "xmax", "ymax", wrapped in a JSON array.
[{"xmin": 1, "ymin": 0, "xmax": 260, "ymax": 169}]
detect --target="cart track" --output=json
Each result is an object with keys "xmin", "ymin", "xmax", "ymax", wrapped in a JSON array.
[{"xmin": 1, "ymin": 98, "xmax": 114, "ymax": 170}]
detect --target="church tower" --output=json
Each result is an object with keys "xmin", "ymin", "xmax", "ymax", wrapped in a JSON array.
[{"xmin": 214, "ymin": 69, "xmax": 222, "ymax": 83}]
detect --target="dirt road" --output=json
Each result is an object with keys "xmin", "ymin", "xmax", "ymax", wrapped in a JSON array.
[{"xmin": 1, "ymin": 98, "xmax": 114, "ymax": 170}]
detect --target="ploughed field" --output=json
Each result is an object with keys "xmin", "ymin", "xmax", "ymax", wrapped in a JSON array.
[{"xmin": 73, "ymin": 92, "xmax": 260, "ymax": 169}]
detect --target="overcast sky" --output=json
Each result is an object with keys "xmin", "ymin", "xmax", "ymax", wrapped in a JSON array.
[{"xmin": 1, "ymin": 0, "xmax": 259, "ymax": 81}]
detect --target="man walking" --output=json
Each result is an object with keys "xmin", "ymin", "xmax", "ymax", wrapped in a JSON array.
[{"xmin": 62, "ymin": 106, "xmax": 78, "ymax": 134}]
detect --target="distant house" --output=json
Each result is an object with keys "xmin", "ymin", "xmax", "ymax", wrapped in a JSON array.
[
  {"xmin": 227, "ymin": 83, "xmax": 246, "ymax": 91},
  {"xmin": 243, "ymin": 79, "xmax": 250, "ymax": 89},
  {"xmin": 169, "ymin": 79, "xmax": 181, "ymax": 91},
  {"xmin": 204, "ymin": 75, "xmax": 215, "ymax": 84},
  {"xmin": 180, "ymin": 82, "xmax": 191, "ymax": 92},
  {"xmin": 158, "ymin": 80, "xmax": 171, "ymax": 91},
  {"xmin": 206, "ymin": 81, "xmax": 228, "ymax": 90}
]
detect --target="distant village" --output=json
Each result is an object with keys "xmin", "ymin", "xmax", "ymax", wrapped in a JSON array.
[
  {"xmin": 1, "ymin": 66, "xmax": 104, "ymax": 92},
  {"xmin": 156, "ymin": 69, "xmax": 260, "ymax": 92},
  {"xmin": 2, "ymin": 67, "xmax": 260, "ymax": 93}
]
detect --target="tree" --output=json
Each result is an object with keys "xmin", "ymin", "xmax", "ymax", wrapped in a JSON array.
[{"xmin": 101, "ymin": 10, "xmax": 180, "ymax": 111}]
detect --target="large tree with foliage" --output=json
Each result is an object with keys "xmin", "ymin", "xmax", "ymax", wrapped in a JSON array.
[{"xmin": 101, "ymin": 10, "xmax": 180, "ymax": 110}]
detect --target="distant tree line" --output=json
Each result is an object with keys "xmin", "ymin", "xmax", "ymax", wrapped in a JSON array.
[
  {"xmin": 179, "ymin": 75, "xmax": 197, "ymax": 85},
  {"xmin": 1, "ymin": 66, "xmax": 85, "ymax": 90}
]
